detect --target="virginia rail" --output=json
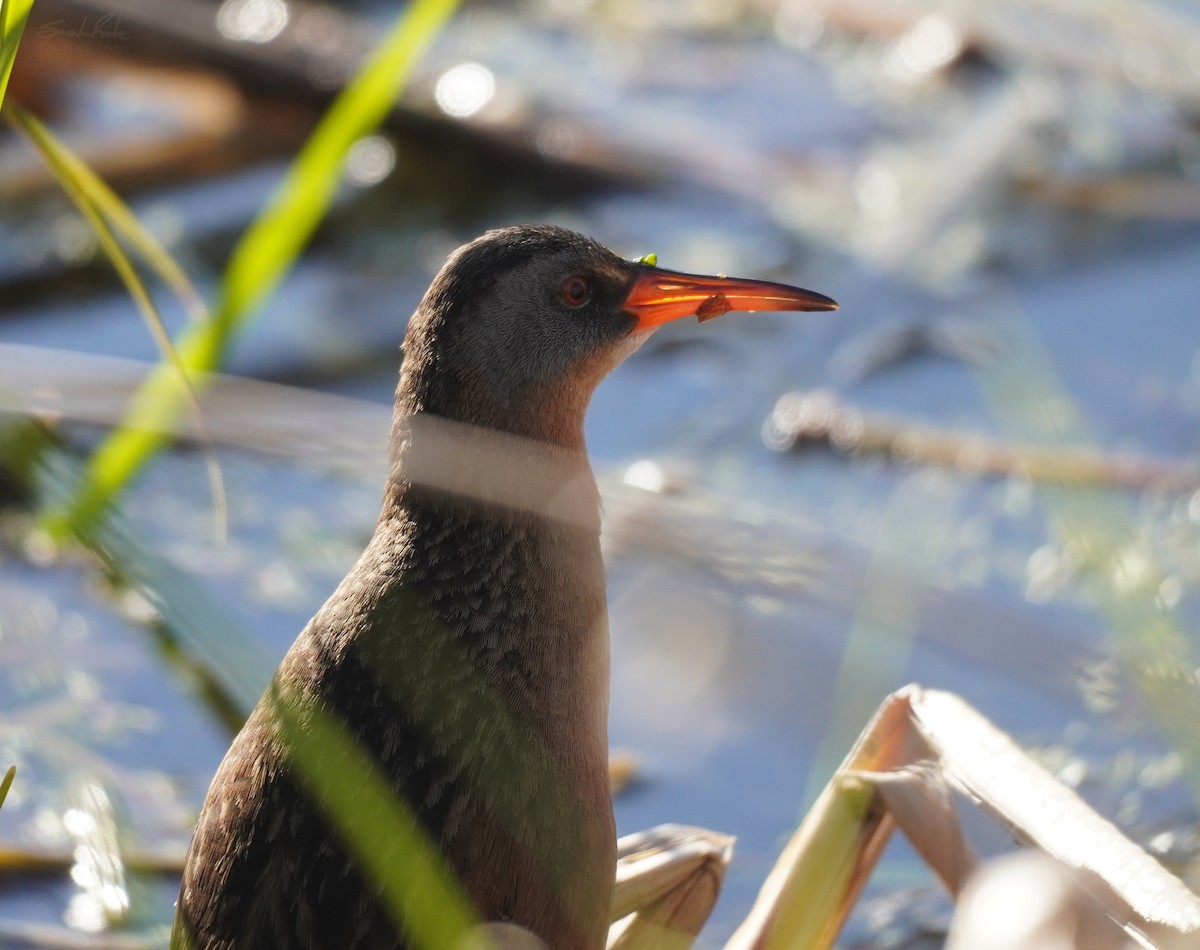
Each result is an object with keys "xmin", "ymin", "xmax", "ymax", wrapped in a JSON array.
[{"xmin": 172, "ymin": 225, "xmax": 837, "ymax": 949}]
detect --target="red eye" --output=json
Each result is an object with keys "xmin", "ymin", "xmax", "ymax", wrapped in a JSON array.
[{"xmin": 560, "ymin": 275, "xmax": 591, "ymax": 307}]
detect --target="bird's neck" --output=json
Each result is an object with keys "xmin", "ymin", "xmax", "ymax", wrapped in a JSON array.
[
  {"xmin": 384, "ymin": 410, "xmax": 602, "ymax": 535},
  {"xmin": 393, "ymin": 340, "xmax": 601, "ymax": 454}
]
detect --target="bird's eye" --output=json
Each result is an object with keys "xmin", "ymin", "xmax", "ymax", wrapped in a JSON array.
[{"xmin": 560, "ymin": 275, "xmax": 592, "ymax": 307}]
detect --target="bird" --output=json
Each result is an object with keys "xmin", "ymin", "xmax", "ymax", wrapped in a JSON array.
[{"xmin": 171, "ymin": 224, "xmax": 837, "ymax": 950}]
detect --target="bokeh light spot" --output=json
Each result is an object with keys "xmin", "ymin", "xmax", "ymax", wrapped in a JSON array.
[
  {"xmin": 434, "ymin": 63, "xmax": 496, "ymax": 119},
  {"xmin": 216, "ymin": 0, "xmax": 289, "ymax": 44}
]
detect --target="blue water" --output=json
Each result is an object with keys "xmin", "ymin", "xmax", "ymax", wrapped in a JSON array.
[{"xmin": 2, "ymin": 2, "xmax": 1200, "ymax": 946}]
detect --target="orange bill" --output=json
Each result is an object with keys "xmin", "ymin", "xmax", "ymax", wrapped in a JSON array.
[{"xmin": 622, "ymin": 266, "xmax": 838, "ymax": 328}]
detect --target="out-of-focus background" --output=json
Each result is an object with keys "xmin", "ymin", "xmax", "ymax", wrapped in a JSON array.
[{"xmin": 1, "ymin": 0, "xmax": 1200, "ymax": 946}]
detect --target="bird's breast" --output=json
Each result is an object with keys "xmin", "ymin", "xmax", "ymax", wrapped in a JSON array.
[{"xmin": 289, "ymin": 497, "xmax": 615, "ymax": 946}]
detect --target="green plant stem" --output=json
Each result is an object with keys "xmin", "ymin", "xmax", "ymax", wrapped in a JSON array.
[
  {"xmin": 55, "ymin": 0, "xmax": 462, "ymax": 538},
  {"xmin": 0, "ymin": 766, "xmax": 15, "ymax": 812},
  {"xmin": 5, "ymin": 104, "xmax": 227, "ymax": 541},
  {"xmin": 0, "ymin": 0, "xmax": 34, "ymax": 105}
]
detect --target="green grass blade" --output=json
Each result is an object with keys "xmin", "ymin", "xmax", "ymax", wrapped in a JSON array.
[
  {"xmin": 269, "ymin": 682, "xmax": 484, "ymax": 950},
  {"xmin": 6, "ymin": 105, "xmax": 228, "ymax": 539},
  {"xmin": 0, "ymin": 766, "xmax": 14, "ymax": 812},
  {"xmin": 2, "ymin": 0, "xmax": 203, "ymax": 319},
  {"xmin": 0, "ymin": 0, "xmax": 34, "ymax": 106},
  {"xmin": 217, "ymin": 0, "xmax": 461, "ymax": 328},
  {"xmin": 59, "ymin": 0, "xmax": 462, "ymax": 536},
  {"xmin": 6, "ymin": 107, "xmax": 203, "ymax": 378},
  {"xmin": 20, "ymin": 122, "xmax": 207, "ymax": 319}
]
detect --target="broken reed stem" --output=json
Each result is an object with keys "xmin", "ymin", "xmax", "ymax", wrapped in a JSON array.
[{"xmin": 767, "ymin": 390, "xmax": 1200, "ymax": 494}]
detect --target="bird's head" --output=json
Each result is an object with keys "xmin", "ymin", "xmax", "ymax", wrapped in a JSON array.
[{"xmin": 396, "ymin": 224, "xmax": 837, "ymax": 448}]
